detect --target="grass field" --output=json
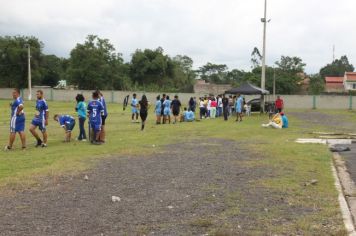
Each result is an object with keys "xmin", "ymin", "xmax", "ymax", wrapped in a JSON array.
[{"xmin": 0, "ymin": 99, "xmax": 352, "ymax": 234}]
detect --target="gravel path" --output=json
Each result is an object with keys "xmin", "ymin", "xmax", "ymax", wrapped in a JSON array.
[{"xmin": 0, "ymin": 139, "xmax": 329, "ymax": 235}]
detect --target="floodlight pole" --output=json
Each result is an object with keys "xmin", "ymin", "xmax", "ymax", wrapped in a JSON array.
[
  {"xmin": 25, "ymin": 44, "xmax": 32, "ymax": 100},
  {"xmin": 261, "ymin": 0, "xmax": 267, "ymax": 113}
]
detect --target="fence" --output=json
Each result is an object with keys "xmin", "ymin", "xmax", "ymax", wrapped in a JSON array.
[{"xmin": 0, "ymin": 88, "xmax": 354, "ymax": 110}]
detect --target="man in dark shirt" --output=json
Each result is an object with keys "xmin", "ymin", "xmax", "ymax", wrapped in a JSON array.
[
  {"xmin": 171, "ymin": 95, "xmax": 182, "ymax": 124},
  {"xmin": 222, "ymin": 94, "xmax": 229, "ymax": 121}
]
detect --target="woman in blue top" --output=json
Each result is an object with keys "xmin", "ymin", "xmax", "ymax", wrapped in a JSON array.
[
  {"xmin": 235, "ymin": 94, "xmax": 243, "ymax": 122},
  {"xmin": 163, "ymin": 95, "xmax": 171, "ymax": 124},
  {"xmin": 75, "ymin": 94, "xmax": 87, "ymax": 141},
  {"xmin": 154, "ymin": 95, "xmax": 162, "ymax": 124}
]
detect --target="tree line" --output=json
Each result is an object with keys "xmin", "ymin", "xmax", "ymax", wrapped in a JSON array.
[{"xmin": 0, "ymin": 35, "xmax": 354, "ymax": 94}]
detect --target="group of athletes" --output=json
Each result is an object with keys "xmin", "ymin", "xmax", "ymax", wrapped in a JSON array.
[{"xmin": 5, "ymin": 89, "xmax": 108, "ymax": 151}]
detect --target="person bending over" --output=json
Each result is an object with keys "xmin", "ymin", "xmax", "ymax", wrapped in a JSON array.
[{"xmin": 54, "ymin": 114, "xmax": 76, "ymax": 142}]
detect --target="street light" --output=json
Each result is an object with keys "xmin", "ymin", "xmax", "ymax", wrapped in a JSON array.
[
  {"xmin": 260, "ymin": 0, "xmax": 269, "ymax": 113},
  {"xmin": 24, "ymin": 44, "xmax": 32, "ymax": 100}
]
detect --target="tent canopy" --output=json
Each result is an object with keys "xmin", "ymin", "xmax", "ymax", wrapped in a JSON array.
[{"xmin": 225, "ymin": 83, "xmax": 270, "ymax": 95}]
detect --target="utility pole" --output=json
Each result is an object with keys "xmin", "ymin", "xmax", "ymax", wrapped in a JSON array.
[
  {"xmin": 260, "ymin": 0, "xmax": 268, "ymax": 113},
  {"xmin": 333, "ymin": 44, "xmax": 335, "ymax": 62},
  {"xmin": 25, "ymin": 44, "xmax": 32, "ymax": 100},
  {"xmin": 273, "ymin": 67, "xmax": 276, "ymax": 99}
]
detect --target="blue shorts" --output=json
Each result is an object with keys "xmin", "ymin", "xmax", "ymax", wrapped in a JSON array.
[
  {"xmin": 132, "ymin": 107, "xmax": 138, "ymax": 114},
  {"xmin": 65, "ymin": 121, "xmax": 76, "ymax": 132},
  {"xmin": 31, "ymin": 118, "xmax": 46, "ymax": 132},
  {"xmin": 90, "ymin": 121, "xmax": 101, "ymax": 132},
  {"xmin": 164, "ymin": 108, "xmax": 171, "ymax": 116},
  {"xmin": 10, "ymin": 115, "xmax": 25, "ymax": 133},
  {"xmin": 155, "ymin": 110, "xmax": 161, "ymax": 116}
]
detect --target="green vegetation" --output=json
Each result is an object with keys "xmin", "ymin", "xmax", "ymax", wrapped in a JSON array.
[
  {"xmin": 0, "ymin": 100, "xmax": 349, "ymax": 234},
  {"xmin": 1, "ymin": 35, "xmax": 354, "ymax": 94}
]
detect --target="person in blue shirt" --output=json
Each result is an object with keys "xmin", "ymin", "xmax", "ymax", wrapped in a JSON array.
[
  {"xmin": 5, "ymin": 88, "xmax": 26, "ymax": 151},
  {"xmin": 235, "ymin": 94, "xmax": 243, "ymax": 122},
  {"xmin": 53, "ymin": 114, "xmax": 76, "ymax": 142},
  {"xmin": 131, "ymin": 93, "xmax": 139, "ymax": 123},
  {"xmin": 87, "ymin": 91, "xmax": 104, "ymax": 144},
  {"xmin": 75, "ymin": 94, "xmax": 87, "ymax": 141},
  {"xmin": 281, "ymin": 112, "xmax": 289, "ymax": 128},
  {"xmin": 185, "ymin": 108, "xmax": 195, "ymax": 122},
  {"xmin": 163, "ymin": 95, "xmax": 171, "ymax": 124},
  {"xmin": 97, "ymin": 90, "xmax": 108, "ymax": 143},
  {"xmin": 29, "ymin": 90, "xmax": 49, "ymax": 147},
  {"xmin": 154, "ymin": 95, "xmax": 162, "ymax": 124}
]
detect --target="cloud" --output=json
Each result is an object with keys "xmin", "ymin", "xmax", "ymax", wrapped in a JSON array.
[{"xmin": 0, "ymin": 0, "xmax": 355, "ymax": 73}]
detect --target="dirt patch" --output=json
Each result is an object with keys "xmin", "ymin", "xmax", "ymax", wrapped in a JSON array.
[
  {"xmin": 0, "ymin": 139, "xmax": 337, "ymax": 235},
  {"xmin": 289, "ymin": 111, "xmax": 356, "ymax": 133}
]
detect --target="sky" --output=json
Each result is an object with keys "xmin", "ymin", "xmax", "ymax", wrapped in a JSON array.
[{"xmin": 0, "ymin": 0, "xmax": 355, "ymax": 73}]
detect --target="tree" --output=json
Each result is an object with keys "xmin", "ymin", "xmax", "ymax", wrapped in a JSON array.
[
  {"xmin": 251, "ymin": 47, "xmax": 262, "ymax": 68},
  {"xmin": 67, "ymin": 35, "xmax": 126, "ymax": 90},
  {"xmin": 40, "ymin": 54, "xmax": 63, "ymax": 87},
  {"xmin": 0, "ymin": 36, "xmax": 43, "ymax": 88},
  {"xmin": 198, "ymin": 63, "xmax": 228, "ymax": 84},
  {"xmin": 320, "ymin": 55, "xmax": 354, "ymax": 78},
  {"xmin": 309, "ymin": 74, "xmax": 325, "ymax": 95}
]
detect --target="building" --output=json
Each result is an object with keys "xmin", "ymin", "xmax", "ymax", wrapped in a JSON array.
[
  {"xmin": 193, "ymin": 79, "xmax": 232, "ymax": 95},
  {"xmin": 344, "ymin": 72, "xmax": 356, "ymax": 91},
  {"xmin": 325, "ymin": 76, "xmax": 344, "ymax": 93}
]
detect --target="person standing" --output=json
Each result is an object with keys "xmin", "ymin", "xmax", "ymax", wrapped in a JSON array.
[
  {"xmin": 188, "ymin": 97, "xmax": 195, "ymax": 112},
  {"xmin": 160, "ymin": 94, "xmax": 166, "ymax": 124},
  {"xmin": 199, "ymin": 98, "xmax": 205, "ymax": 119},
  {"xmin": 131, "ymin": 93, "xmax": 139, "ymax": 123},
  {"xmin": 222, "ymin": 94, "xmax": 229, "ymax": 121},
  {"xmin": 5, "ymin": 88, "xmax": 26, "ymax": 150},
  {"xmin": 171, "ymin": 95, "xmax": 182, "ymax": 124},
  {"xmin": 98, "ymin": 91, "xmax": 108, "ymax": 143},
  {"xmin": 154, "ymin": 95, "xmax": 162, "ymax": 124},
  {"xmin": 217, "ymin": 95, "xmax": 223, "ymax": 117},
  {"xmin": 210, "ymin": 98, "xmax": 217, "ymax": 119},
  {"xmin": 75, "ymin": 94, "xmax": 87, "ymax": 141},
  {"xmin": 163, "ymin": 95, "xmax": 172, "ymax": 124},
  {"xmin": 29, "ymin": 90, "xmax": 49, "ymax": 147},
  {"xmin": 275, "ymin": 95, "xmax": 284, "ymax": 113},
  {"xmin": 235, "ymin": 94, "xmax": 243, "ymax": 122},
  {"xmin": 87, "ymin": 91, "xmax": 104, "ymax": 144},
  {"xmin": 139, "ymin": 95, "xmax": 150, "ymax": 131}
]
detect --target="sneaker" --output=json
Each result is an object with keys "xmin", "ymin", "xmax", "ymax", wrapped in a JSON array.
[
  {"xmin": 82, "ymin": 139, "xmax": 87, "ymax": 142},
  {"xmin": 92, "ymin": 141, "xmax": 102, "ymax": 145},
  {"xmin": 35, "ymin": 140, "xmax": 43, "ymax": 147},
  {"xmin": 4, "ymin": 146, "xmax": 11, "ymax": 151},
  {"xmin": 41, "ymin": 143, "xmax": 47, "ymax": 148}
]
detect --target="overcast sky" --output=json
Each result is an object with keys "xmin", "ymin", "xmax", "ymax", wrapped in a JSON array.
[{"xmin": 0, "ymin": 0, "xmax": 355, "ymax": 73}]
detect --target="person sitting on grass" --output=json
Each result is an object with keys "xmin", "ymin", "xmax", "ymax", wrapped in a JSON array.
[
  {"xmin": 185, "ymin": 108, "xmax": 195, "ymax": 122},
  {"xmin": 281, "ymin": 112, "xmax": 289, "ymax": 128},
  {"xmin": 262, "ymin": 113, "xmax": 283, "ymax": 129},
  {"xmin": 53, "ymin": 114, "xmax": 76, "ymax": 142}
]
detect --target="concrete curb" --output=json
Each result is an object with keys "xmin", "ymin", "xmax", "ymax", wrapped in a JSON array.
[{"xmin": 332, "ymin": 153, "xmax": 356, "ymax": 235}]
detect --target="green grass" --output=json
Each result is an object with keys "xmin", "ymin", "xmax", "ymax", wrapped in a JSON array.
[{"xmin": 0, "ymin": 100, "xmax": 348, "ymax": 234}]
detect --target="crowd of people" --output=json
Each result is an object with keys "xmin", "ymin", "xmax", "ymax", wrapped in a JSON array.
[{"xmin": 4, "ymin": 89, "xmax": 288, "ymax": 151}]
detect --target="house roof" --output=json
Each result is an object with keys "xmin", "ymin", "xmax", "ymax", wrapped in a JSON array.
[
  {"xmin": 325, "ymin": 77, "xmax": 344, "ymax": 83},
  {"xmin": 345, "ymin": 72, "xmax": 356, "ymax": 82}
]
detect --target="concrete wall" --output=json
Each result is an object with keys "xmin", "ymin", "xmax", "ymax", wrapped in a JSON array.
[{"xmin": 0, "ymin": 88, "xmax": 354, "ymax": 110}]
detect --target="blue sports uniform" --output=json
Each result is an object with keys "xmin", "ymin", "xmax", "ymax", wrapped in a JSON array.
[
  {"xmin": 155, "ymin": 100, "xmax": 162, "ymax": 116},
  {"xmin": 185, "ymin": 111, "xmax": 195, "ymax": 122},
  {"xmin": 163, "ymin": 99, "xmax": 171, "ymax": 116},
  {"xmin": 10, "ymin": 97, "xmax": 25, "ymax": 133},
  {"xmin": 282, "ymin": 115, "xmax": 289, "ymax": 128},
  {"xmin": 131, "ymin": 98, "xmax": 138, "ymax": 114},
  {"xmin": 235, "ymin": 97, "xmax": 243, "ymax": 113},
  {"xmin": 31, "ymin": 99, "xmax": 49, "ymax": 131},
  {"xmin": 99, "ymin": 96, "xmax": 108, "ymax": 125},
  {"xmin": 58, "ymin": 115, "xmax": 76, "ymax": 131},
  {"xmin": 87, "ymin": 100, "xmax": 104, "ymax": 132}
]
